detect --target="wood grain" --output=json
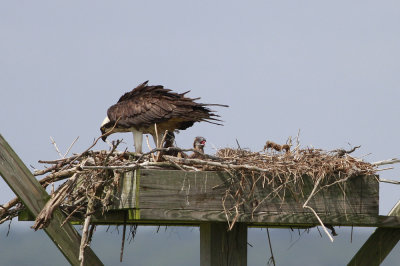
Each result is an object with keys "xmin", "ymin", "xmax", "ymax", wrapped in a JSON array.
[
  {"xmin": 348, "ymin": 201, "xmax": 400, "ymax": 266},
  {"xmin": 0, "ymin": 134, "xmax": 103, "ymax": 266},
  {"xmin": 109, "ymin": 169, "xmax": 379, "ymax": 224},
  {"xmin": 200, "ymin": 223, "xmax": 247, "ymax": 266}
]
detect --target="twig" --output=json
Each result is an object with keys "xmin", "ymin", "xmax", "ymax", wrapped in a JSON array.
[
  {"xmin": 302, "ymin": 177, "xmax": 334, "ymax": 242},
  {"xmin": 88, "ymin": 224, "xmax": 96, "ymax": 246},
  {"xmin": 50, "ymin": 136, "xmax": 64, "ymax": 158},
  {"xmin": 68, "ymin": 117, "xmax": 121, "ymax": 168},
  {"xmin": 120, "ymin": 212, "xmax": 127, "ymax": 262},
  {"xmin": 294, "ymin": 129, "xmax": 301, "ymax": 152},
  {"xmin": 39, "ymin": 167, "xmax": 79, "ymax": 187},
  {"xmin": 236, "ymin": 139, "xmax": 242, "ymax": 150},
  {"xmin": 372, "ymin": 158, "xmax": 400, "ymax": 166},
  {"xmin": 163, "ymin": 155, "xmax": 272, "ymax": 172},
  {"xmin": 380, "ymin": 178, "xmax": 400, "ymax": 185},
  {"xmin": 35, "ymin": 155, "xmax": 80, "ymax": 176},
  {"xmin": 376, "ymin": 167, "xmax": 394, "ymax": 172},
  {"xmin": 64, "ymin": 136, "xmax": 79, "ymax": 158},
  {"xmin": 154, "ymin": 123, "xmax": 159, "ymax": 148},
  {"xmin": 304, "ymin": 205, "xmax": 334, "ymax": 242},
  {"xmin": 267, "ymin": 228, "xmax": 276, "ymax": 266},
  {"xmin": 331, "ymin": 145, "xmax": 361, "ymax": 157},
  {"xmin": 164, "ymin": 157, "xmax": 187, "ymax": 171},
  {"xmin": 79, "ymin": 198, "xmax": 94, "ymax": 266},
  {"xmin": 81, "ymin": 161, "xmax": 175, "ymax": 170},
  {"xmin": 135, "ymin": 146, "xmax": 221, "ymax": 162},
  {"xmin": 155, "ymin": 130, "xmax": 169, "ymax": 162},
  {"xmin": 0, "ymin": 198, "xmax": 19, "ymax": 218},
  {"xmin": 61, "ymin": 204, "xmax": 84, "ymax": 227},
  {"xmin": 38, "ymin": 155, "xmax": 79, "ymax": 164},
  {"xmin": 32, "ymin": 172, "xmax": 80, "ymax": 230},
  {"xmin": 145, "ymin": 135, "xmax": 156, "ymax": 161},
  {"xmin": 351, "ymin": 226, "xmax": 353, "ymax": 243}
]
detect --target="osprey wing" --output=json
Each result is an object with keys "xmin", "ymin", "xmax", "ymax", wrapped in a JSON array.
[
  {"xmin": 107, "ymin": 93, "xmax": 176, "ymax": 129},
  {"xmin": 106, "ymin": 81, "xmax": 228, "ymax": 131}
]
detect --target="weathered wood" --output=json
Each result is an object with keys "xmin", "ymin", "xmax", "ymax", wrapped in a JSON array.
[
  {"xmin": 33, "ymin": 211, "xmax": 398, "ymax": 228},
  {"xmin": 109, "ymin": 169, "xmax": 378, "ymax": 224},
  {"xmin": 200, "ymin": 223, "xmax": 247, "ymax": 266},
  {"xmin": 19, "ymin": 208, "xmax": 400, "ymax": 228},
  {"xmin": 19, "ymin": 169, "xmax": 386, "ymax": 228},
  {"xmin": 348, "ymin": 200, "xmax": 400, "ymax": 266},
  {"xmin": 0, "ymin": 134, "xmax": 103, "ymax": 266}
]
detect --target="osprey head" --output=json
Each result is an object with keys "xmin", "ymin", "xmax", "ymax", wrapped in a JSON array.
[
  {"xmin": 163, "ymin": 131, "xmax": 176, "ymax": 148},
  {"xmin": 100, "ymin": 116, "xmax": 112, "ymax": 141},
  {"xmin": 193, "ymin": 136, "xmax": 206, "ymax": 149}
]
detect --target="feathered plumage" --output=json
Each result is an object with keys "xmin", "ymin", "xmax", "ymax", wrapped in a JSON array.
[
  {"xmin": 100, "ymin": 81, "xmax": 227, "ymax": 153},
  {"xmin": 189, "ymin": 136, "xmax": 206, "ymax": 159}
]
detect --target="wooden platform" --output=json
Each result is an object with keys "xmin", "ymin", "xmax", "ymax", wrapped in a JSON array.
[
  {"xmin": 11, "ymin": 161, "xmax": 400, "ymax": 265},
  {"xmin": 3, "ymin": 131, "xmax": 400, "ymax": 266},
  {"xmin": 74, "ymin": 169, "xmax": 384, "ymax": 228}
]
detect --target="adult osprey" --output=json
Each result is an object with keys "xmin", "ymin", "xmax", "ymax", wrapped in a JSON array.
[{"xmin": 100, "ymin": 81, "xmax": 228, "ymax": 153}]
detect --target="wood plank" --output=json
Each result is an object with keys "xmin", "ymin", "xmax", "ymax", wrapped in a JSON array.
[
  {"xmin": 0, "ymin": 134, "xmax": 103, "ymax": 266},
  {"xmin": 200, "ymin": 223, "xmax": 247, "ymax": 266},
  {"xmin": 19, "ymin": 169, "xmax": 386, "ymax": 227},
  {"xmin": 131, "ymin": 209, "xmax": 381, "ymax": 226},
  {"xmin": 113, "ymin": 170, "xmax": 140, "ymax": 209},
  {"xmin": 28, "ymin": 210, "xmax": 400, "ymax": 229},
  {"xmin": 348, "ymin": 200, "xmax": 400, "ymax": 266},
  {"xmin": 111, "ymin": 169, "xmax": 379, "ymax": 218}
]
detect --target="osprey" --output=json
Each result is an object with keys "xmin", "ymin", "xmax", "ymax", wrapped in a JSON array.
[
  {"xmin": 100, "ymin": 81, "xmax": 228, "ymax": 153},
  {"xmin": 189, "ymin": 136, "xmax": 207, "ymax": 159}
]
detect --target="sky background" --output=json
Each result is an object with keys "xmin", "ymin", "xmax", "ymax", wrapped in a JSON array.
[{"xmin": 1, "ymin": 1, "xmax": 400, "ymax": 265}]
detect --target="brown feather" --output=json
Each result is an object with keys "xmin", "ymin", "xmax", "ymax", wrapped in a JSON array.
[{"xmin": 103, "ymin": 81, "xmax": 228, "ymax": 135}]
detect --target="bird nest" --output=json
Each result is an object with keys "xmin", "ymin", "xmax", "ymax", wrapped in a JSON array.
[
  {"xmin": 1, "ymin": 140, "xmax": 377, "ymax": 226},
  {"xmin": 0, "ymin": 138, "xmax": 379, "ymax": 261}
]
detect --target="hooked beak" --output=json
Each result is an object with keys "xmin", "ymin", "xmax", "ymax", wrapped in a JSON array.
[{"xmin": 100, "ymin": 127, "xmax": 109, "ymax": 142}]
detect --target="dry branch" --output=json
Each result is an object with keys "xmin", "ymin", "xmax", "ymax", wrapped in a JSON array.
[
  {"xmin": 373, "ymin": 158, "xmax": 400, "ymax": 166},
  {"xmin": 1, "ymin": 134, "xmax": 390, "ymax": 250},
  {"xmin": 163, "ymin": 155, "xmax": 272, "ymax": 172},
  {"xmin": 32, "ymin": 172, "xmax": 80, "ymax": 230},
  {"xmin": 302, "ymin": 177, "xmax": 334, "ymax": 242},
  {"xmin": 380, "ymin": 178, "xmax": 400, "ymax": 185},
  {"xmin": 80, "ymin": 198, "xmax": 94, "ymax": 266}
]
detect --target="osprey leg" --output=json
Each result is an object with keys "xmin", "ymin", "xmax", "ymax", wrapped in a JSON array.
[{"xmin": 131, "ymin": 129, "xmax": 143, "ymax": 154}]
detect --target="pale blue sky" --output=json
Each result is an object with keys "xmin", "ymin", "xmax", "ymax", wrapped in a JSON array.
[{"xmin": 1, "ymin": 1, "xmax": 400, "ymax": 265}]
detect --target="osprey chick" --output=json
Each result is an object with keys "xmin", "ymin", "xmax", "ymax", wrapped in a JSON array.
[
  {"xmin": 190, "ymin": 136, "xmax": 207, "ymax": 159},
  {"xmin": 100, "ymin": 81, "xmax": 227, "ymax": 153}
]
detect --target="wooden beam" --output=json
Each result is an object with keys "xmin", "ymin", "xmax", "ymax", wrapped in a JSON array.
[
  {"xmin": 111, "ymin": 170, "xmax": 379, "ymax": 216},
  {"xmin": 18, "ymin": 168, "xmax": 390, "ymax": 228},
  {"xmin": 200, "ymin": 222, "xmax": 247, "ymax": 266},
  {"xmin": 106, "ymin": 169, "xmax": 379, "ymax": 226},
  {"xmin": 348, "ymin": 200, "xmax": 400, "ymax": 266},
  {"xmin": 0, "ymin": 134, "xmax": 103, "ymax": 266},
  {"xmin": 20, "ymin": 209, "xmax": 400, "ymax": 229}
]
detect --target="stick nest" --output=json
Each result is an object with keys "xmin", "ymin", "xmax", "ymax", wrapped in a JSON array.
[
  {"xmin": 0, "ymin": 138, "xmax": 381, "ymax": 263},
  {"xmin": 1, "ymin": 140, "xmax": 376, "ymax": 229}
]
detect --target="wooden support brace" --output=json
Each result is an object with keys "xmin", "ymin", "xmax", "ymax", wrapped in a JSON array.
[
  {"xmin": 200, "ymin": 222, "xmax": 247, "ymax": 266},
  {"xmin": 348, "ymin": 200, "xmax": 400, "ymax": 266},
  {"xmin": 0, "ymin": 134, "xmax": 103, "ymax": 266}
]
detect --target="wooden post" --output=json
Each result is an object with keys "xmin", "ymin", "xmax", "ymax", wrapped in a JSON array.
[
  {"xmin": 348, "ymin": 200, "xmax": 400, "ymax": 266},
  {"xmin": 0, "ymin": 134, "xmax": 103, "ymax": 266},
  {"xmin": 200, "ymin": 222, "xmax": 247, "ymax": 266}
]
